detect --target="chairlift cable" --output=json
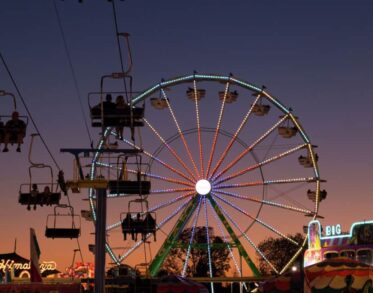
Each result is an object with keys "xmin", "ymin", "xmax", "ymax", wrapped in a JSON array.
[
  {"xmin": 52, "ymin": 0, "xmax": 94, "ymax": 148},
  {"xmin": 0, "ymin": 51, "xmax": 61, "ymax": 171},
  {"xmin": 111, "ymin": 0, "xmax": 130, "ymax": 104},
  {"xmin": 65, "ymin": 189, "xmax": 85, "ymax": 264}
]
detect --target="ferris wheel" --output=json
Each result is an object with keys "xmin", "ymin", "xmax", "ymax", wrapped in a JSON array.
[{"xmin": 87, "ymin": 73, "xmax": 324, "ymax": 277}]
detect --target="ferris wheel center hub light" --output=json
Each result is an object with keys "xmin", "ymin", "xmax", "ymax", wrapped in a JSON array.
[{"xmin": 195, "ymin": 179, "xmax": 211, "ymax": 195}]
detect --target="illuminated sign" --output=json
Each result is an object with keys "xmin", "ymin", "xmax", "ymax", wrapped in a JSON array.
[
  {"xmin": 325, "ymin": 224, "xmax": 342, "ymax": 236},
  {"xmin": 0, "ymin": 259, "xmax": 57, "ymax": 274}
]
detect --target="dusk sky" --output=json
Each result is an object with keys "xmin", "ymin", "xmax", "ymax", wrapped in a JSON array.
[{"xmin": 1, "ymin": 1, "xmax": 373, "ymax": 274}]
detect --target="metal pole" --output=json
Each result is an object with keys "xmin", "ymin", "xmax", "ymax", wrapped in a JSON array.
[
  {"xmin": 94, "ymin": 188, "xmax": 107, "ymax": 293},
  {"xmin": 240, "ymin": 254, "xmax": 243, "ymax": 293}
]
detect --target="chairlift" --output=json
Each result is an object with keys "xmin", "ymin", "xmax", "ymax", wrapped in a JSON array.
[
  {"xmin": 89, "ymin": 36, "xmax": 144, "ymax": 129},
  {"xmin": 121, "ymin": 199, "xmax": 156, "ymax": 241},
  {"xmin": 18, "ymin": 134, "xmax": 61, "ymax": 210},
  {"xmin": 0, "ymin": 90, "xmax": 28, "ymax": 152},
  {"xmin": 45, "ymin": 205, "xmax": 81, "ymax": 239},
  {"xmin": 186, "ymin": 87, "xmax": 206, "ymax": 101},
  {"xmin": 218, "ymin": 90, "xmax": 238, "ymax": 103},
  {"xmin": 278, "ymin": 115, "xmax": 298, "ymax": 138},
  {"xmin": 60, "ymin": 148, "xmax": 142, "ymax": 193},
  {"xmin": 89, "ymin": 92, "xmax": 145, "ymax": 128},
  {"xmin": 108, "ymin": 154, "xmax": 151, "ymax": 196}
]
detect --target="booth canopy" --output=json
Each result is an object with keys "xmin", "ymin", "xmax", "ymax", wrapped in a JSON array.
[{"xmin": 305, "ymin": 257, "xmax": 373, "ymax": 293}]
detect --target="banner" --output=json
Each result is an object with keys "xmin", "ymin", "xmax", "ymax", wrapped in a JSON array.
[{"xmin": 30, "ymin": 228, "xmax": 42, "ymax": 282}]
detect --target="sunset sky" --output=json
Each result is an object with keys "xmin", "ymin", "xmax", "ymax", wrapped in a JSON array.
[{"xmin": 1, "ymin": 1, "xmax": 373, "ymax": 274}]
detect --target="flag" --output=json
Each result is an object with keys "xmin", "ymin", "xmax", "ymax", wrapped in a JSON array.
[{"xmin": 30, "ymin": 228, "xmax": 42, "ymax": 282}]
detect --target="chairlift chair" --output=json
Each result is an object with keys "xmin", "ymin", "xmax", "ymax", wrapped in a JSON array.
[
  {"xmin": 18, "ymin": 134, "xmax": 61, "ymax": 210},
  {"xmin": 121, "ymin": 199, "xmax": 156, "ymax": 241},
  {"xmin": 88, "ymin": 73, "xmax": 145, "ymax": 128},
  {"xmin": 19, "ymin": 183, "xmax": 61, "ymax": 209},
  {"xmin": 0, "ymin": 90, "xmax": 28, "ymax": 148},
  {"xmin": 108, "ymin": 154, "xmax": 151, "ymax": 196},
  {"xmin": 45, "ymin": 205, "xmax": 81, "ymax": 239}
]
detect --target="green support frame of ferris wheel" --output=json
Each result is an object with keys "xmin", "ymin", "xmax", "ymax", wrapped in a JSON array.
[
  {"xmin": 148, "ymin": 194, "xmax": 261, "ymax": 277},
  {"xmin": 208, "ymin": 195, "xmax": 261, "ymax": 277},
  {"xmin": 149, "ymin": 196, "xmax": 200, "ymax": 277}
]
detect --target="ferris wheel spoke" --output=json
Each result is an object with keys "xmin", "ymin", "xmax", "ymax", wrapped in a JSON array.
[
  {"xmin": 216, "ymin": 143, "xmax": 307, "ymax": 185},
  {"xmin": 213, "ymin": 189, "xmax": 313, "ymax": 215},
  {"xmin": 206, "ymin": 80, "xmax": 230, "ymax": 178},
  {"xmin": 162, "ymin": 89, "xmax": 201, "ymax": 179},
  {"xmin": 119, "ymin": 197, "xmax": 193, "ymax": 262},
  {"xmin": 128, "ymin": 169, "xmax": 194, "ymax": 187},
  {"xmin": 107, "ymin": 191, "xmax": 195, "ymax": 231},
  {"xmin": 119, "ymin": 135, "xmax": 195, "ymax": 184},
  {"xmin": 182, "ymin": 196, "xmax": 203, "ymax": 277},
  {"xmin": 149, "ymin": 196, "xmax": 200, "ymax": 276},
  {"xmin": 215, "ymin": 176, "xmax": 319, "ymax": 189},
  {"xmin": 211, "ymin": 194, "xmax": 279, "ymax": 274},
  {"xmin": 279, "ymin": 238, "xmax": 308, "ymax": 275},
  {"xmin": 150, "ymin": 187, "xmax": 195, "ymax": 195},
  {"xmin": 148, "ymin": 191, "xmax": 196, "ymax": 213},
  {"xmin": 105, "ymin": 243, "xmax": 120, "ymax": 265},
  {"xmin": 211, "ymin": 115, "xmax": 288, "ymax": 182},
  {"xmin": 209, "ymin": 93, "xmax": 261, "ymax": 180},
  {"xmin": 203, "ymin": 197, "xmax": 214, "ymax": 292},
  {"xmin": 107, "ymin": 221, "xmax": 121, "ymax": 232},
  {"xmin": 208, "ymin": 200, "xmax": 244, "ymax": 279},
  {"xmin": 193, "ymin": 79, "xmax": 205, "ymax": 178},
  {"xmin": 144, "ymin": 118, "xmax": 197, "ymax": 181},
  {"xmin": 94, "ymin": 161, "xmax": 194, "ymax": 187},
  {"xmin": 212, "ymin": 192, "xmax": 298, "ymax": 245},
  {"xmin": 207, "ymin": 195, "xmax": 260, "ymax": 276}
]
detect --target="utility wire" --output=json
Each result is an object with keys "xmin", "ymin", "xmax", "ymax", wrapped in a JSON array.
[
  {"xmin": 111, "ymin": 0, "xmax": 130, "ymax": 104},
  {"xmin": 0, "ymin": 51, "xmax": 61, "ymax": 171},
  {"xmin": 52, "ymin": 0, "xmax": 93, "ymax": 148}
]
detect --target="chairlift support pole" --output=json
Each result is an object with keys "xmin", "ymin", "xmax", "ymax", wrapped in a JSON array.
[
  {"xmin": 60, "ymin": 147, "xmax": 142, "ymax": 293},
  {"xmin": 95, "ymin": 188, "xmax": 107, "ymax": 293}
]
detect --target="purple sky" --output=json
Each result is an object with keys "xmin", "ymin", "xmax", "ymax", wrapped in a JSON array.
[{"xmin": 1, "ymin": 0, "xmax": 373, "ymax": 273}]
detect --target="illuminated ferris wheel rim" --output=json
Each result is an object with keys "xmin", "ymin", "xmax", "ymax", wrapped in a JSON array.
[
  {"xmin": 132, "ymin": 74, "xmax": 310, "ymax": 141},
  {"xmin": 88, "ymin": 73, "xmax": 322, "ymax": 275}
]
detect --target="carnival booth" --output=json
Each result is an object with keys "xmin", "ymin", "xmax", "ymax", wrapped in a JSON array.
[{"xmin": 304, "ymin": 257, "xmax": 373, "ymax": 293}]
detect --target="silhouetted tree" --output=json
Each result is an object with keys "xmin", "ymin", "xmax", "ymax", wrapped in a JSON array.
[
  {"xmin": 256, "ymin": 233, "xmax": 305, "ymax": 275},
  {"xmin": 160, "ymin": 226, "xmax": 230, "ymax": 277}
]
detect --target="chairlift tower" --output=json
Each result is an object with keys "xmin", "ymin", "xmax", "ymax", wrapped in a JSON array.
[{"xmin": 60, "ymin": 147, "xmax": 142, "ymax": 292}]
